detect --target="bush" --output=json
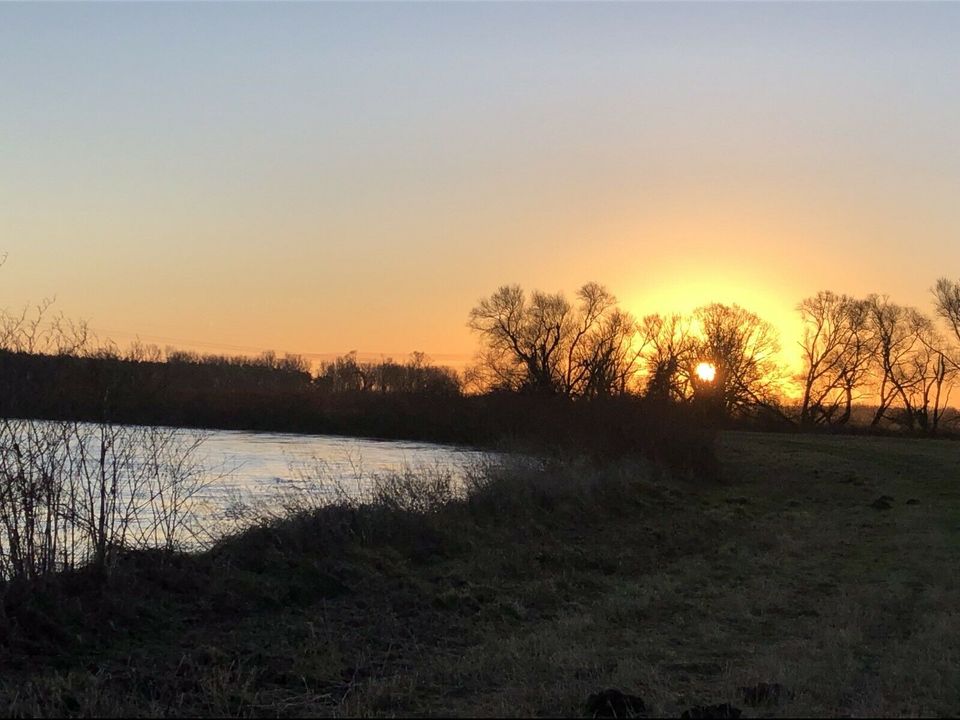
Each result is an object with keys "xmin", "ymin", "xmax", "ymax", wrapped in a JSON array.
[{"xmin": 0, "ymin": 419, "xmax": 210, "ymax": 583}]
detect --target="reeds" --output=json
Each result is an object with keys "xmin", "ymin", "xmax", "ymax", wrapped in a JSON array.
[{"xmin": 0, "ymin": 419, "xmax": 210, "ymax": 581}]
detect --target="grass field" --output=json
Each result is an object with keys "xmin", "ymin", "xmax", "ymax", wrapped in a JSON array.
[{"xmin": 2, "ymin": 431, "xmax": 958, "ymax": 717}]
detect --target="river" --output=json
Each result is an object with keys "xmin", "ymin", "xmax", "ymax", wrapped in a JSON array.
[
  {"xmin": 188, "ymin": 428, "xmax": 493, "ymax": 520},
  {"xmin": 0, "ymin": 419, "xmax": 496, "ymax": 553}
]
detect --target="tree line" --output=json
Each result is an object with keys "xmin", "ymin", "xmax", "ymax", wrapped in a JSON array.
[
  {"xmin": 2, "ymin": 277, "xmax": 960, "ymax": 438},
  {"xmin": 795, "ymin": 286, "xmax": 960, "ymax": 433},
  {"xmin": 466, "ymin": 282, "xmax": 784, "ymax": 418},
  {"xmin": 466, "ymin": 278, "xmax": 960, "ymax": 434}
]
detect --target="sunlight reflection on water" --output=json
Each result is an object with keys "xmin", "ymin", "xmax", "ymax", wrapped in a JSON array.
[{"xmin": 192, "ymin": 428, "xmax": 492, "ymax": 517}]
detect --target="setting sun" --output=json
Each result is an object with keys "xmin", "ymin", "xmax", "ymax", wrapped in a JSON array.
[
  {"xmin": 695, "ymin": 362, "xmax": 717, "ymax": 383},
  {"xmin": 4, "ymin": 4, "xmax": 960, "ymax": 714}
]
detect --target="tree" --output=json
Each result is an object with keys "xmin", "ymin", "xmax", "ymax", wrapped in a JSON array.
[
  {"xmin": 640, "ymin": 313, "xmax": 696, "ymax": 401},
  {"xmin": 933, "ymin": 277, "xmax": 960, "ymax": 371},
  {"xmin": 796, "ymin": 292, "xmax": 873, "ymax": 426},
  {"xmin": 905, "ymin": 320, "xmax": 955, "ymax": 434},
  {"xmin": 692, "ymin": 303, "xmax": 784, "ymax": 417},
  {"xmin": 315, "ymin": 351, "xmax": 366, "ymax": 393},
  {"xmin": 575, "ymin": 307, "xmax": 646, "ymax": 398},
  {"xmin": 562, "ymin": 282, "xmax": 618, "ymax": 396},
  {"xmin": 0, "ymin": 297, "xmax": 90, "ymax": 357},
  {"xmin": 468, "ymin": 285, "xmax": 571, "ymax": 394},
  {"xmin": 467, "ymin": 282, "xmax": 641, "ymax": 398},
  {"xmin": 864, "ymin": 296, "xmax": 928, "ymax": 428}
]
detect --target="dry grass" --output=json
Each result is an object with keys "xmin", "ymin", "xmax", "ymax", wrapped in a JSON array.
[{"xmin": 1, "ymin": 431, "xmax": 958, "ymax": 717}]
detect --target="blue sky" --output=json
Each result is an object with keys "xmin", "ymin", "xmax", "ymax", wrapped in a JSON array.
[{"xmin": 3, "ymin": 2, "xmax": 960, "ymax": 362}]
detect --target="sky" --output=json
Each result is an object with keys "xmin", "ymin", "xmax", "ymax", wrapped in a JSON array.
[{"xmin": 3, "ymin": 2, "xmax": 960, "ymax": 370}]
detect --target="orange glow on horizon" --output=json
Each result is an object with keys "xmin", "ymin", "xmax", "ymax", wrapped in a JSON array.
[{"xmin": 3, "ymin": 1, "xmax": 960, "ymax": 393}]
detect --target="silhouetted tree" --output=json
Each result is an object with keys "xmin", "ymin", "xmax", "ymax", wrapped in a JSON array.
[
  {"xmin": 905, "ymin": 320, "xmax": 954, "ymax": 433},
  {"xmin": 0, "ymin": 297, "xmax": 90, "ymax": 357},
  {"xmin": 125, "ymin": 340, "xmax": 164, "ymax": 363},
  {"xmin": 315, "ymin": 352, "xmax": 460, "ymax": 396},
  {"xmin": 797, "ymin": 292, "xmax": 873, "ymax": 426},
  {"xmin": 468, "ymin": 285, "xmax": 568, "ymax": 394},
  {"xmin": 933, "ymin": 277, "xmax": 960, "ymax": 368},
  {"xmin": 315, "ymin": 351, "xmax": 366, "ymax": 393},
  {"xmin": 864, "ymin": 296, "xmax": 928, "ymax": 428},
  {"xmin": 640, "ymin": 313, "xmax": 696, "ymax": 401},
  {"xmin": 564, "ymin": 283, "xmax": 618, "ymax": 395},
  {"xmin": 858, "ymin": 295, "xmax": 953, "ymax": 433},
  {"xmin": 468, "ymin": 282, "xmax": 641, "ymax": 398},
  {"xmin": 692, "ymin": 303, "xmax": 784, "ymax": 418},
  {"xmin": 575, "ymin": 308, "xmax": 645, "ymax": 398}
]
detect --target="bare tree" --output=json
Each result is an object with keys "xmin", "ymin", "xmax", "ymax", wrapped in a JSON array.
[
  {"xmin": 640, "ymin": 313, "xmax": 696, "ymax": 401},
  {"xmin": 864, "ymin": 296, "xmax": 918, "ymax": 427},
  {"xmin": 933, "ymin": 277, "xmax": 960, "ymax": 370},
  {"xmin": 860, "ymin": 295, "xmax": 955, "ymax": 431},
  {"xmin": 468, "ymin": 285, "xmax": 571, "ymax": 394},
  {"xmin": 574, "ymin": 308, "xmax": 646, "ymax": 398},
  {"xmin": 797, "ymin": 292, "xmax": 874, "ymax": 426},
  {"xmin": 125, "ymin": 340, "xmax": 164, "ymax": 363},
  {"xmin": 933, "ymin": 277, "xmax": 960, "ymax": 340},
  {"xmin": 0, "ymin": 297, "xmax": 91, "ymax": 357},
  {"xmin": 468, "ymin": 282, "xmax": 641, "ymax": 398},
  {"xmin": 562, "ymin": 282, "xmax": 618, "ymax": 395},
  {"xmin": 316, "ymin": 351, "xmax": 366, "ymax": 393},
  {"xmin": 0, "ymin": 419, "xmax": 211, "ymax": 581},
  {"xmin": 693, "ymin": 303, "xmax": 785, "ymax": 417},
  {"xmin": 907, "ymin": 321, "xmax": 955, "ymax": 434}
]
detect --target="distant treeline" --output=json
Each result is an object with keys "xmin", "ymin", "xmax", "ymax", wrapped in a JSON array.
[
  {"xmin": 0, "ymin": 347, "xmax": 453, "ymax": 435},
  {"xmin": 0, "ymin": 346, "xmax": 715, "ymax": 475},
  {"xmin": 3, "ymin": 274, "xmax": 960, "ymax": 459}
]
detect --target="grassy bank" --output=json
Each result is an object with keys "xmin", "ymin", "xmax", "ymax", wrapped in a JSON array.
[{"xmin": 1, "ymin": 432, "xmax": 958, "ymax": 717}]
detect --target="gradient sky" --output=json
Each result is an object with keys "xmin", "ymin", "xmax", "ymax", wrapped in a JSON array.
[{"xmin": 3, "ymin": 2, "xmax": 960, "ymax": 368}]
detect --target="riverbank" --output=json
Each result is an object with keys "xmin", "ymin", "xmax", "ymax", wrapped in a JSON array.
[{"xmin": 2, "ymin": 431, "xmax": 958, "ymax": 717}]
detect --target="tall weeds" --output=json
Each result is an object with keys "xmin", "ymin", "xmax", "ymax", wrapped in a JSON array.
[{"xmin": 0, "ymin": 419, "xmax": 210, "ymax": 582}]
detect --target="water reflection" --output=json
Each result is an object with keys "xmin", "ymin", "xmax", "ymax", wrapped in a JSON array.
[{"xmin": 195, "ymin": 429, "xmax": 491, "ymax": 515}]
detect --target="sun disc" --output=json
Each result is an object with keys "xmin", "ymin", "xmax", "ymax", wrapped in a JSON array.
[{"xmin": 695, "ymin": 362, "xmax": 716, "ymax": 382}]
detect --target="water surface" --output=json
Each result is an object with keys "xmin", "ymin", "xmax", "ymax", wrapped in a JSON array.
[{"xmin": 193, "ymin": 428, "xmax": 492, "ymax": 516}]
